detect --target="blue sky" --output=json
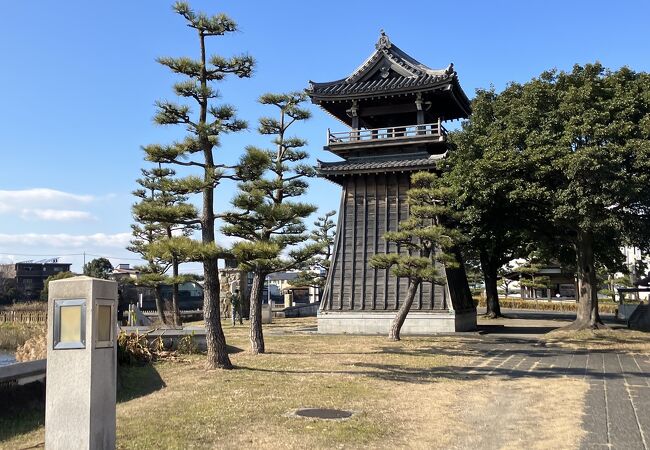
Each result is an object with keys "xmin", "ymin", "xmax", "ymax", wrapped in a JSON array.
[{"xmin": 0, "ymin": 1, "xmax": 649, "ymax": 273}]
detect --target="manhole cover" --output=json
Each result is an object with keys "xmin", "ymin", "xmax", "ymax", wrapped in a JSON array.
[{"xmin": 292, "ymin": 408, "xmax": 354, "ymax": 420}]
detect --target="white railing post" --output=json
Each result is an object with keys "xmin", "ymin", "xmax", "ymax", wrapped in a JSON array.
[{"xmin": 327, "ymin": 122, "xmax": 447, "ymax": 145}]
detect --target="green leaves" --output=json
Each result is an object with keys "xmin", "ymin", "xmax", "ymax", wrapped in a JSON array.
[
  {"xmin": 258, "ymin": 92, "xmax": 311, "ymax": 120},
  {"xmin": 209, "ymin": 54, "xmax": 255, "ymax": 78},
  {"xmin": 173, "ymin": 2, "xmax": 237, "ymax": 36},
  {"xmin": 236, "ymin": 146, "xmax": 271, "ymax": 180},
  {"xmin": 230, "ymin": 241, "xmax": 281, "ymax": 272},
  {"xmin": 83, "ymin": 257, "xmax": 113, "ymax": 279},
  {"xmin": 222, "ymin": 92, "xmax": 318, "ymax": 273},
  {"xmin": 451, "ymin": 61, "xmax": 650, "ymax": 312},
  {"xmin": 370, "ymin": 171, "xmax": 464, "ymax": 285},
  {"xmin": 157, "ymin": 56, "xmax": 203, "ymax": 78},
  {"xmin": 145, "ymin": 236, "xmax": 211, "ymax": 263},
  {"xmin": 174, "ymin": 80, "xmax": 219, "ymax": 100},
  {"xmin": 509, "ymin": 63, "xmax": 650, "ymax": 261},
  {"xmin": 370, "ymin": 254, "xmax": 445, "ymax": 284},
  {"xmin": 151, "ymin": 2, "xmax": 254, "ymax": 182},
  {"xmin": 129, "ymin": 159, "xmax": 201, "ymax": 285}
]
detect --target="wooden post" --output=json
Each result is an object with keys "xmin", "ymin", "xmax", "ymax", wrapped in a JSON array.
[
  {"xmin": 415, "ymin": 94, "xmax": 425, "ymax": 135},
  {"xmin": 351, "ymin": 117, "xmax": 359, "ymax": 140}
]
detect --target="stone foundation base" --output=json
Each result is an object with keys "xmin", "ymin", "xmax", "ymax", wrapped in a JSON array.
[{"xmin": 317, "ymin": 310, "xmax": 477, "ymax": 334}]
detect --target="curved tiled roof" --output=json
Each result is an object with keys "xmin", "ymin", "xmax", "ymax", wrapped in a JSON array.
[
  {"xmin": 308, "ymin": 31, "xmax": 458, "ymax": 99},
  {"xmin": 312, "ymin": 72, "xmax": 454, "ymax": 97},
  {"xmin": 317, "ymin": 154, "xmax": 444, "ymax": 176}
]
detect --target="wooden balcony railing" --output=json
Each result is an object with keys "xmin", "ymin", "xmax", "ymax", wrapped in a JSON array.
[{"xmin": 327, "ymin": 121, "xmax": 447, "ymax": 146}]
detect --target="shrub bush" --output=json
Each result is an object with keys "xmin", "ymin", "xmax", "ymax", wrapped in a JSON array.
[
  {"xmin": 117, "ymin": 330, "xmax": 201, "ymax": 365},
  {"xmin": 15, "ymin": 334, "xmax": 47, "ymax": 362},
  {"xmin": 117, "ymin": 332, "xmax": 155, "ymax": 365}
]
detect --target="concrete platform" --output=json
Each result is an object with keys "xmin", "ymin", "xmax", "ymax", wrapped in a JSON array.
[
  {"xmin": 317, "ymin": 310, "xmax": 477, "ymax": 334},
  {"xmin": 0, "ymin": 359, "xmax": 46, "ymax": 385}
]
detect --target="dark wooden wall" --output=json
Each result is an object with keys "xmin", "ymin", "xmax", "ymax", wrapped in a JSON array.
[{"xmin": 322, "ymin": 172, "xmax": 448, "ymax": 311}]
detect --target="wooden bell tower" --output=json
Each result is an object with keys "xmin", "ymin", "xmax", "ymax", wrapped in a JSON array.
[{"xmin": 308, "ymin": 32, "xmax": 477, "ymax": 333}]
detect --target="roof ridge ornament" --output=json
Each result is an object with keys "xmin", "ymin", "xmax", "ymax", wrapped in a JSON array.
[
  {"xmin": 376, "ymin": 29, "xmax": 392, "ymax": 50},
  {"xmin": 445, "ymin": 63, "xmax": 455, "ymax": 75}
]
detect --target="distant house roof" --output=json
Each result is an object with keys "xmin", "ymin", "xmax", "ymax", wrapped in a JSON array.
[
  {"xmin": 267, "ymin": 272, "xmax": 300, "ymax": 282},
  {"xmin": 504, "ymin": 264, "xmax": 575, "ymax": 280},
  {"xmin": 112, "ymin": 267, "xmax": 140, "ymax": 274}
]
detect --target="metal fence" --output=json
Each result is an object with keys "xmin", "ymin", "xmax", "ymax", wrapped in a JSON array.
[{"xmin": 0, "ymin": 310, "xmax": 47, "ymax": 324}]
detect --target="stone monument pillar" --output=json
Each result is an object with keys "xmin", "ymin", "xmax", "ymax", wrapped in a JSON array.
[
  {"xmin": 45, "ymin": 276, "xmax": 118, "ymax": 450},
  {"xmin": 219, "ymin": 267, "xmax": 248, "ymax": 318}
]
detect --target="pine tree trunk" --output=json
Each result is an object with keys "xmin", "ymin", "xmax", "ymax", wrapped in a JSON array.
[
  {"xmin": 388, "ymin": 279, "xmax": 421, "ymax": 341},
  {"xmin": 199, "ymin": 28, "xmax": 232, "ymax": 369},
  {"xmin": 203, "ymin": 256, "xmax": 232, "ymax": 368},
  {"xmin": 480, "ymin": 251, "xmax": 502, "ymax": 319},
  {"xmin": 154, "ymin": 286, "xmax": 166, "ymax": 325},
  {"xmin": 249, "ymin": 271, "xmax": 266, "ymax": 354},
  {"xmin": 566, "ymin": 230, "xmax": 605, "ymax": 330},
  {"xmin": 241, "ymin": 282, "xmax": 250, "ymax": 320},
  {"xmin": 172, "ymin": 257, "xmax": 181, "ymax": 327}
]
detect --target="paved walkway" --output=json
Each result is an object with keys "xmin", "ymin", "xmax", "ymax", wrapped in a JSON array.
[{"xmin": 466, "ymin": 311, "xmax": 650, "ymax": 450}]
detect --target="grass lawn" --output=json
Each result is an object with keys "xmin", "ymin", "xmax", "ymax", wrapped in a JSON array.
[{"xmin": 2, "ymin": 317, "xmax": 588, "ymax": 449}]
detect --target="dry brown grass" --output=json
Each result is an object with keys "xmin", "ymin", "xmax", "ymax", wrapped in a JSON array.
[
  {"xmin": 448, "ymin": 378, "xmax": 587, "ymax": 450},
  {"xmin": 474, "ymin": 297, "xmax": 618, "ymax": 314},
  {"xmin": 543, "ymin": 328, "xmax": 650, "ymax": 352},
  {"xmin": 2, "ymin": 317, "xmax": 589, "ymax": 450},
  {"xmin": 0, "ymin": 323, "xmax": 44, "ymax": 351}
]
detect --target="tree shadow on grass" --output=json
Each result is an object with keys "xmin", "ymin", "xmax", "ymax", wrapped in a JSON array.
[
  {"xmin": 237, "ymin": 338, "xmax": 649, "ymax": 386},
  {"xmin": 237, "ymin": 357, "xmax": 640, "ymax": 385},
  {"xmin": 117, "ymin": 363, "xmax": 166, "ymax": 403},
  {"xmin": 0, "ymin": 363, "xmax": 168, "ymax": 444},
  {"xmin": 478, "ymin": 324, "xmax": 560, "ymax": 335},
  {"xmin": 0, "ymin": 381, "xmax": 45, "ymax": 444}
]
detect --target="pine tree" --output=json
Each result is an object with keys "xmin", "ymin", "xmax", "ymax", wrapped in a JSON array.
[
  {"xmin": 498, "ymin": 262, "xmax": 517, "ymax": 297},
  {"xmin": 128, "ymin": 219, "xmax": 169, "ymax": 323},
  {"xmin": 130, "ymin": 165, "xmax": 199, "ymax": 326},
  {"xmin": 129, "ymin": 168, "xmax": 172, "ymax": 324},
  {"xmin": 515, "ymin": 255, "xmax": 551, "ymax": 300},
  {"xmin": 142, "ymin": 2, "xmax": 254, "ymax": 368},
  {"xmin": 222, "ymin": 92, "xmax": 320, "ymax": 354},
  {"xmin": 291, "ymin": 210, "xmax": 336, "ymax": 292},
  {"xmin": 370, "ymin": 172, "xmax": 462, "ymax": 341}
]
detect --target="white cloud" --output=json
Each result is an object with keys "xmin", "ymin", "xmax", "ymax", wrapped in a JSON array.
[
  {"xmin": 0, "ymin": 232, "xmax": 131, "ymax": 249},
  {"xmin": 217, "ymin": 234, "xmax": 242, "ymax": 249},
  {"xmin": 0, "ymin": 188, "xmax": 96, "ymax": 222},
  {"xmin": 19, "ymin": 209, "xmax": 96, "ymax": 221},
  {"xmin": 0, "ymin": 188, "xmax": 93, "ymax": 205}
]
